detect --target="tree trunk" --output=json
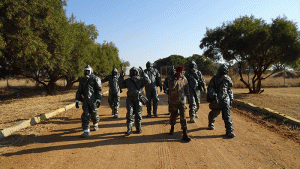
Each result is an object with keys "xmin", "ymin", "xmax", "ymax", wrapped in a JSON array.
[{"xmin": 46, "ymin": 80, "xmax": 57, "ymax": 95}]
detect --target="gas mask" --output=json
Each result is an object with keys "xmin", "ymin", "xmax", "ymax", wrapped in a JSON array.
[{"xmin": 84, "ymin": 65, "xmax": 93, "ymax": 78}]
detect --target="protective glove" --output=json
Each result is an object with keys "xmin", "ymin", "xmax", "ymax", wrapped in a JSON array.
[
  {"xmin": 75, "ymin": 101, "xmax": 79, "ymax": 109},
  {"xmin": 139, "ymin": 66, "xmax": 144, "ymax": 76},
  {"xmin": 96, "ymin": 99, "xmax": 101, "ymax": 108}
]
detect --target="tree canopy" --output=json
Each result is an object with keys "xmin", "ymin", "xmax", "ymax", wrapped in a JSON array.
[
  {"xmin": 200, "ymin": 15, "xmax": 300, "ymax": 93},
  {"xmin": 154, "ymin": 54, "xmax": 217, "ymax": 76},
  {"xmin": 0, "ymin": 0, "xmax": 129, "ymax": 94}
]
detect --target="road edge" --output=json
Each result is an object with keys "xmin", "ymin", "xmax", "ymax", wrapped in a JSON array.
[
  {"xmin": 234, "ymin": 99, "xmax": 300, "ymax": 126},
  {"xmin": 0, "ymin": 91, "xmax": 109, "ymax": 139}
]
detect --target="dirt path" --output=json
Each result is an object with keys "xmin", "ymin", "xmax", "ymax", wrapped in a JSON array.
[{"xmin": 1, "ymin": 90, "xmax": 300, "ymax": 169}]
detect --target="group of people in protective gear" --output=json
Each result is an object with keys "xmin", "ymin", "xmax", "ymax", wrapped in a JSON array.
[{"xmin": 75, "ymin": 61, "xmax": 235, "ymax": 140}]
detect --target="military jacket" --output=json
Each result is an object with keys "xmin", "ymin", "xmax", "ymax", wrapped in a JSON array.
[
  {"xmin": 185, "ymin": 70, "xmax": 206, "ymax": 92},
  {"xmin": 120, "ymin": 74, "xmax": 150, "ymax": 99},
  {"xmin": 168, "ymin": 75, "xmax": 189, "ymax": 104},
  {"xmin": 144, "ymin": 68, "xmax": 162, "ymax": 88},
  {"xmin": 76, "ymin": 74, "xmax": 102, "ymax": 104},
  {"xmin": 207, "ymin": 74, "xmax": 233, "ymax": 102},
  {"xmin": 101, "ymin": 74, "xmax": 121, "ymax": 95}
]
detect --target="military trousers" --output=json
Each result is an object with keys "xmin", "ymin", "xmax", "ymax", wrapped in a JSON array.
[
  {"xmin": 126, "ymin": 97, "xmax": 143, "ymax": 130},
  {"xmin": 169, "ymin": 102, "xmax": 187, "ymax": 130},
  {"xmin": 208, "ymin": 104, "xmax": 234, "ymax": 132},
  {"xmin": 189, "ymin": 89, "xmax": 201, "ymax": 117},
  {"xmin": 108, "ymin": 93, "xmax": 120, "ymax": 115},
  {"xmin": 81, "ymin": 102, "xmax": 100, "ymax": 130},
  {"xmin": 145, "ymin": 86, "xmax": 159, "ymax": 115}
]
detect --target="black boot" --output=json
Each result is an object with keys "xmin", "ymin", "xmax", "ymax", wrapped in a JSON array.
[
  {"xmin": 182, "ymin": 129, "xmax": 191, "ymax": 142},
  {"xmin": 125, "ymin": 128, "xmax": 132, "ymax": 136},
  {"xmin": 170, "ymin": 125, "xmax": 174, "ymax": 135}
]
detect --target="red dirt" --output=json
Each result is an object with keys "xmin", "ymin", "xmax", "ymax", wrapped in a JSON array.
[{"xmin": 1, "ymin": 90, "xmax": 300, "ymax": 169}]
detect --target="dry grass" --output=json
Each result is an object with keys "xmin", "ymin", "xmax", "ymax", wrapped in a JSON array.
[{"xmin": 234, "ymin": 87, "xmax": 300, "ymax": 121}]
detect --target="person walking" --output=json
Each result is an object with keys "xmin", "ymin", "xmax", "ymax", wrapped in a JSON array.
[
  {"xmin": 75, "ymin": 65, "xmax": 102, "ymax": 138},
  {"xmin": 101, "ymin": 68, "xmax": 124, "ymax": 118},
  {"xmin": 143, "ymin": 61, "xmax": 162, "ymax": 117},
  {"xmin": 119, "ymin": 67, "xmax": 150, "ymax": 135},
  {"xmin": 207, "ymin": 64, "xmax": 235, "ymax": 138},
  {"xmin": 168, "ymin": 66, "xmax": 191, "ymax": 142}
]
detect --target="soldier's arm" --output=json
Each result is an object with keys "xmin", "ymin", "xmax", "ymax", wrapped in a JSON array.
[
  {"xmin": 101, "ymin": 75, "xmax": 109, "ymax": 83},
  {"xmin": 75, "ymin": 77, "xmax": 83, "ymax": 100},
  {"xmin": 207, "ymin": 76, "xmax": 217, "ymax": 100},
  {"xmin": 198, "ymin": 71, "xmax": 207, "ymax": 91},
  {"xmin": 95, "ymin": 77, "xmax": 103, "ymax": 101},
  {"xmin": 163, "ymin": 77, "xmax": 169, "ymax": 93},
  {"xmin": 156, "ymin": 70, "xmax": 163, "ymax": 88},
  {"xmin": 227, "ymin": 78, "xmax": 233, "ymax": 101}
]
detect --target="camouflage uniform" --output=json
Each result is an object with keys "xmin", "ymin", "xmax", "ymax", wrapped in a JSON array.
[
  {"xmin": 207, "ymin": 64, "xmax": 235, "ymax": 138},
  {"xmin": 168, "ymin": 66, "xmax": 191, "ymax": 142},
  {"xmin": 185, "ymin": 61, "xmax": 206, "ymax": 122},
  {"xmin": 120, "ymin": 67, "xmax": 150, "ymax": 135},
  {"xmin": 101, "ymin": 68, "xmax": 123, "ymax": 118},
  {"xmin": 144, "ymin": 61, "xmax": 162, "ymax": 117},
  {"xmin": 76, "ymin": 65, "xmax": 102, "ymax": 138}
]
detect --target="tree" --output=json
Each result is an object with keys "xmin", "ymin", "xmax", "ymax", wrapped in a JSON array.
[
  {"xmin": 186, "ymin": 54, "xmax": 218, "ymax": 76},
  {"xmin": 1, "ymin": 0, "xmax": 70, "ymax": 94},
  {"xmin": 64, "ymin": 15, "xmax": 97, "ymax": 89},
  {"xmin": 200, "ymin": 15, "xmax": 300, "ymax": 93},
  {"xmin": 154, "ymin": 55, "xmax": 187, "ymax": 73}
]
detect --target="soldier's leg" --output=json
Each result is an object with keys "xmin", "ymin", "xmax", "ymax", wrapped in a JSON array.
[
  {"xmin": 135, "ymin": 102, "xmax": 143, "ymax": 133},
  {"xmin": 167, "ymin": 97, "xmax": 171, "ymax": 115},
  {"xmin": 153, "ymin": 88, "xmax": 159, "ymax": 117},
  {"xmin": 81, "ymin": 104, "xmax": 91, "ymax": 138},
  {"xmin": 221, "ymin": 105, "xmax": 235, "ymax": 137},
  {"xmin": 126, "ymin": 99, "xmax": 134, "ymax": 135},
  {"xmin": 108, "ymin": 95, "xmax": 114, "ymax": 115},
  {"xmin": 113, "ymin": 94, "xmax": 120, "ymax": 118},
  {"xmin": 169, "ymin": 103, "xmax": 179, "ymax": 135},
  {"xmin": 90, "ymin": 104, "xmax": 100, "ymax": 131},
  {"xmin": 194, "ymin": 91, "xmax": 201, "ymax": 118},
  {"xmin": 208, "ymin": 109, "xmax": 221, "ymax": 130},
  {"xmin": 179, "ymin": 104, "xmax": 191, "ymax": 142},
  {"xmin": 189, "ymin": 94, "xmax": 196, "ymax": 123},
  {"xmin": 146, "ymin": 88, "xmax": 152, "ymax": 117}
]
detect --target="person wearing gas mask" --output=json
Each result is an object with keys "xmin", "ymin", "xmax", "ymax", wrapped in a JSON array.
[
  {"xmin": 143, "ymin": 61, "xmax": 162, "ymax": 118},
  {"xmin": 185, "ymin": 61, "xmax": 206, "ymax": 123},
  {"xmin": 163, "ymin": 68, "xmax": 176, "ymax": 115},
  {"xmin": 207, "ymin": 64, "xmax": 235, "ymax": 138},
  {"xmin": 168, "ymin": 66, "xmax": 191, "ymax": 142},
  {"xmin": 75, "ymin": 65, "xmax": 102, "ymax": 138},
  {"xmin": 119, "ymin": 67, "xmax": 150, "ymax": 135},
  {"xmin": 101, "ymin": 68, "xmax": 124, "ymax": 118}
]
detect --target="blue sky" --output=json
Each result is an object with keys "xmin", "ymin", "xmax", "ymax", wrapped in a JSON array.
[{"xmin": 64, "ymin": 0, "xmax": 300, "ymax": 70}]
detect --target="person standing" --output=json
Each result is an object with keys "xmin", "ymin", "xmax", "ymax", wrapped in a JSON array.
[
  {"xmin": 185, "ymin": 61, "xmax": 206, "ymax": 123},
  {"xmin": 163, "ymin": 68, "xmax": 175, "ymax": 115},
  {"xmin": 101, "ymin": 68, "xmax": 124, "ymax": 118},
  {"xmin": 169, "ymin": 66, "xmax": 191, "ymax": 142},
  {"xmin": 144, "ymin": 61, "xmax": 162, "ymax": 117},
  {"xmin": 207, "ymin": 64, "xmax": 235, "ymax": 138},
  {"xmin": 119, "ymin": 67, "xmax": 150, "ymax": 135},
  {"xmin": 75, "ymin": 65, "xmax": 102, "ymax": 138}
]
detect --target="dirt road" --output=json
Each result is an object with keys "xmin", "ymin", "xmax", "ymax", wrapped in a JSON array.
[{"xmin": 1, "ymin": 90, "xmax": 300, "ymax": 169}]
